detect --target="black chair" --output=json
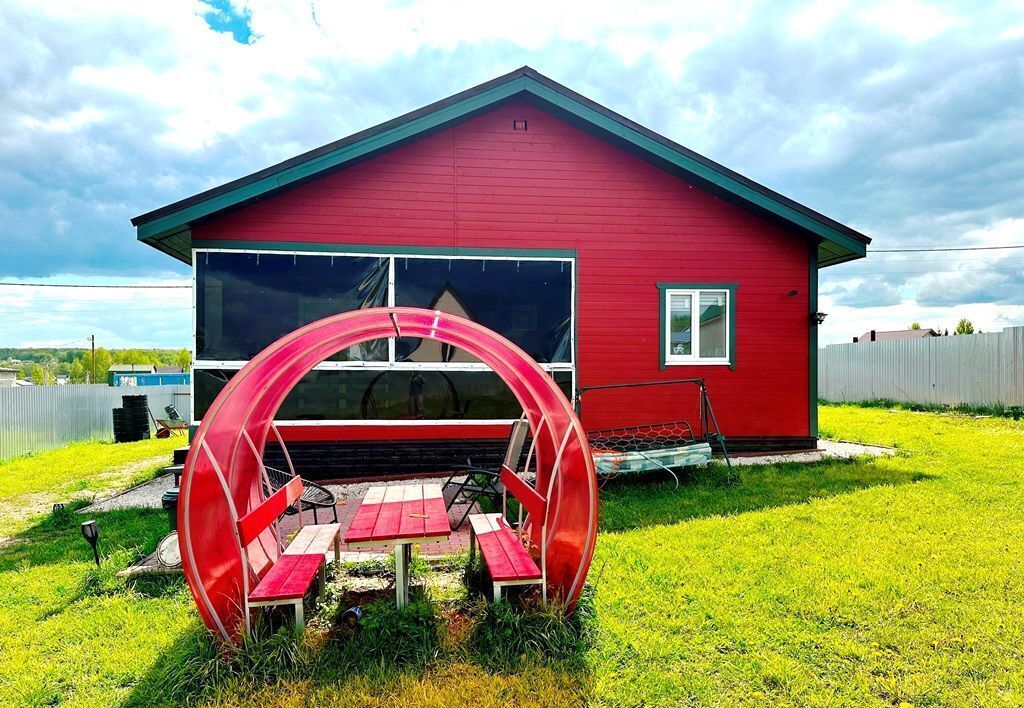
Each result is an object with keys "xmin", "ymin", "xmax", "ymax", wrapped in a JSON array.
[
  {"xmin": 442, "ymin": 417, "xmax": 530, "ymax": 529},
  {"xmin": 262, "ymin": 466, "xmax": 339, "ymax": 524}
]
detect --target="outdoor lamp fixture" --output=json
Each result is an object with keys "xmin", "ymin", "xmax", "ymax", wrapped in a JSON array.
[
  {"xmin": 80, "ymin": 520, "xmax": 100, "ymax": 566},
  {"xmin": 814, "ymin": 312, "xmax": 828, "ymax": 325}
]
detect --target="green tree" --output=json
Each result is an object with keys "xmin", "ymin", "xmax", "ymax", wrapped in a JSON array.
[
  {"xmin": 955, "ymin": 318, "xmax": 975, "ymax": 335},
  {"xmin": 174, "ymin": 348, "xmax": 192, "ymax": 371},
  {"xmin": 69, "ymin": 358, "xmax": 86, "ymax": 384},
  {"xmin": 90, "ymin": 348, "xmax": 112, "ymax": 383},
  {"xmin": 118, "ymin": 349, "xmax": 152, "ymax": 365},
  {"xmin": 29, "ymin": 363, "xmax": 49, "ymax": 385},
  {"xmin": 910, "ymin": 322, "xmax": 921, "ymax": 330}
]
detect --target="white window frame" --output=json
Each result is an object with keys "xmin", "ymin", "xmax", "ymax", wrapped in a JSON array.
[
  {"xmin": 663, "ymin": 287, "xmax": 731, "ymax": 366},
  {"xmin": 190, "ymin": 247, "xmax": 576, "ymax": 424}
]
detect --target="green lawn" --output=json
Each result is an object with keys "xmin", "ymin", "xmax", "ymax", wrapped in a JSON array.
[
  {"xmin": 0, "ymin": 437, "xmax": 180, "ymax": 538},
  {"xmin": 1, "ymin": 407, "xmax": 1023, "ymax": 706}
]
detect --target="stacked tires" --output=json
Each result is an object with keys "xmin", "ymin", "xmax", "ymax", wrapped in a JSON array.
[{"xmin": 113, "ymin": 394, "xmax": 151, "ymax": 442}]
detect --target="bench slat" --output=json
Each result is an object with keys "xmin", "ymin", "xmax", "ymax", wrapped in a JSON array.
[
  {"xmin": 249, "ymin": 554, "xmax": 322, "ymax": 602},
  {"xmin": 283, "ymin": 524, "xmax": 339, "ymax": 556},
  {"xmin": 470, "ymin": 513, "xmax": 541, "ymax": 582},
  {"xmin": 237, "ymin": 477, "xmax": 304, "ymax": 547},
  {"xmin": 500, "ymin": 465, "xmax": 547, "ymax": 520},
  {"xmin": 476, "ymin": 527, "xmax": 519, "ymax": 580}
]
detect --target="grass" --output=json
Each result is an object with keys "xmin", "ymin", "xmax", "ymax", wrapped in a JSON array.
[
  {"xmin": 1, "ymin": 406, "xmax": 1023, "ymax": 705},
  {"xmin": 820, "ymin": 396, "xmax": 1024, "ymax": 419},
  {"xmin": 0, "ymin": 436, "xmax": 180, "ymax": 538}
]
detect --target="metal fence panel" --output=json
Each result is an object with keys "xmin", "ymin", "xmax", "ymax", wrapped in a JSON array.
[
  {"xmin": 0, "ymin": 384, "xmax": 191, "ymax": 461},
  {"xmin": 819, "ymin": 326, "xmax": 1024, "ymax": 407}
]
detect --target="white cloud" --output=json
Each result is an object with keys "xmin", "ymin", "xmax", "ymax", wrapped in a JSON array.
[
  {"xmin": 1, "ymin": 0, "xmax": 1022, "ymax": 348},
  {"xmin": 0, "ymin": 275, "xmax": 191, "ymax": 348},
  {"xmin": 859, "ymin": 0, "xmax": 962, "ymax": 42}
]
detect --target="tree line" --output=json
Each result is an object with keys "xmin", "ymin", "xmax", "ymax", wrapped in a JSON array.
[{"xmin": 0, "ymin": 347, "xmax": 191, "ymax": 385}]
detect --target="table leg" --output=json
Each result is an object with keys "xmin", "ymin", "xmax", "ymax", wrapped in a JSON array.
[{"xmin": 395, "ymin": 544, "xmax": 407, "ymax": 609}]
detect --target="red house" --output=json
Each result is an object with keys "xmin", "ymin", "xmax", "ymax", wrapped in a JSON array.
[{"xmin": 132, "ymin": 67, "xmax": 869, "ymax": 478}]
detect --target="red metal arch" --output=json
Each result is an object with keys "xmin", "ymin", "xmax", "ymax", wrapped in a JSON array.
[{"xmin": 179, "ymin": 307, "xmax": 598, "ymax": 642}]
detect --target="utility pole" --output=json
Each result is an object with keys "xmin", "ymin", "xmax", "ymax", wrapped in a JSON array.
[{"xmin": 90, "ymin": 334, "xmax": 96, "ymax": 384}]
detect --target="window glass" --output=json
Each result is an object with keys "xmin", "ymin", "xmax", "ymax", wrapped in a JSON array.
[
  {"xmin": 193, "ymin": 367, "xmax": 572, "ymax": 421},
  {"xmin": 196, "ymin": 252, "xmax": 389, "ymax": 361},
  {"xmin": 698, "ymin": 292, "xmax": 727, "ymax": 358},
  {"xmin": 668, "ymin": 293, "xmax": 693, "ymax": 357},
  {"xmin": 394, "ymin": 258, "xmax": 571, "ymax": 363}
]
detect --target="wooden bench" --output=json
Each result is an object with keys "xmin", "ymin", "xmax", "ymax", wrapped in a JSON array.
[
  {"xmin": 468, "ymin": 460, "xmax": 547, "ymax": 602},
  {"xmin": 236, "ymin": 477, "xmax": 340, "ymax": 634}
]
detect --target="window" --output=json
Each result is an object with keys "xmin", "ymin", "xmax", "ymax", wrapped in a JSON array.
[
  {"xmin": 193, "ymin": 249, "xmax": 575, "ymax": 423},
  {"xmin": 193, "ymin": 368, "xmax": 572, "ymax": 422},
  {"xmin": 394, "ymin": 257, "xmax": 571, "ymax": 363},
  {"xmin": 196, "ymin": 252, "xmax": 388, "ymax": 361},
  {"xmin": 660, "ymin": 284, "xmax": 735, "ymax": 367}
]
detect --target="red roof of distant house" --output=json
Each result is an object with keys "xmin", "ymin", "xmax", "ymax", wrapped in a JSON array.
[{"xmin": 855, "ymin": 328, "xmax": 940, "ymax": 342}]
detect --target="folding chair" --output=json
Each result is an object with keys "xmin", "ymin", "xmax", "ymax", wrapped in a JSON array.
[
  {"xmin": 149, "ymin": 406, "xmax": 188, "ymax": 438},
  {"xmin": 443, "ymin": 417, "xmax": 530, "ymax": 529}
]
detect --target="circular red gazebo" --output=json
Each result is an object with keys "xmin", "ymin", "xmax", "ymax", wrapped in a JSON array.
[{"xmin": 179, "ymin": 307, "xmax": 599, "ymax": 642}]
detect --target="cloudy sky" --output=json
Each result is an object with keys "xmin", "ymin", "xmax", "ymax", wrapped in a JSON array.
[{"xmin": 1, "ymin": 0, "xmax": 1022, "ymax": 349}]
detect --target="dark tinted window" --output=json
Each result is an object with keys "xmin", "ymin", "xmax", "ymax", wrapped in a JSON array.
[
  {"xmin": 194, "ymin": 368, "xmax": 572, "ymax": 421},
  {"xmin": 394, "ymin": 258, "xmax": 571, "ymax": 363},
  {"xmin": 196, "ymin": 252, "xmax": 388, "ymax": 361}
]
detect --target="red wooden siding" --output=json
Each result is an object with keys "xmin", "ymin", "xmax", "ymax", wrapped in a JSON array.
[{"xmin": 193, "ymin": 100, "xmax": 812, "ymax": 440}]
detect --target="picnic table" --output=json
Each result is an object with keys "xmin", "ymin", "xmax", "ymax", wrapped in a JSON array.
[{"xmin": 343, "ymin": 483, "xmax": 451, "ymax": 607}]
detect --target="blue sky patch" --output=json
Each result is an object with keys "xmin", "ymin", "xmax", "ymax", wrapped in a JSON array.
[{"xmin": 199, "ymin": 0, "xmax": 254, "ymax": 45}]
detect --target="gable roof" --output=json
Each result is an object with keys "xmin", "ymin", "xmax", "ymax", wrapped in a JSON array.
[
  {"xmin": 132, "ymin": 66, "xmax": 870, "ymax": 267},
  {"xmin": 856, "ymin": 328, "xmax": 940, "ymax": 342}
]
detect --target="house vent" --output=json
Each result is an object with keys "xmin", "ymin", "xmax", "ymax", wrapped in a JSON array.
[{"xmin": 513, "ymin": 119, "xmax": 528, "ymax": 131}]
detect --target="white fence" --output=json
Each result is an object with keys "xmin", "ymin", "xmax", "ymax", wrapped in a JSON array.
[
  {"xmin": 0, "ymin": 384, "xmax": 191, "ymax": 461},
  {"xmin": 818, "ymin": 326, "xmax": 1024, "ymax": 408}
]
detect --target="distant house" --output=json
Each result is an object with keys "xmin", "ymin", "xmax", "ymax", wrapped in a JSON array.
[
  {"xmin": 110, "ymin": 363, "xmax": 190, "ymax": 387},
  {"xmin": 854, "ymin": 328, "xmax": 940, "ymax": 343},
  {"xmin": 107, "ymin": 364, "xmax": 155, "ymax": 385},
  {"xmin": 0, "ymin": 367, "xmax": 17, "ymax": 387},
  {"xmin": 155, "ymin": 365, "xmax": 185, "ymax": 374},
  {"xmin": 55, "ymin": 374, "xmax": 70, "ymax": 385}
]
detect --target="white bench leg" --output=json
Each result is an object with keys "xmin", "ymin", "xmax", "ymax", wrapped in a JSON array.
[
  {"xmin": 294, "ymin": 601, "xmax": 304, "ymax": 636},
  {"xmin": 493, "ymin": 583, "xmax": 502, "ymax": 603}
]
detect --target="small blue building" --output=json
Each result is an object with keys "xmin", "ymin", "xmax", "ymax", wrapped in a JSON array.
[{"xmin": 111, "ymin": 372, "xmax": 191, "ymax": 387}]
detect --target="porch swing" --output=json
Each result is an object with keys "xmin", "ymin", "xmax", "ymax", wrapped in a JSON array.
[{"xmin": 576, "ymin": 379, "xmax": 733, "ymax": 486}]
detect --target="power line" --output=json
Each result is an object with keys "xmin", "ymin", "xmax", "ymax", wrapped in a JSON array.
[
  {"xmin": 831, "ymin": 265, "xmax": 1024, "ymax": 276},
  {"xmin": 0, "ymin": 282, "xmax": 189, "ymax": 289},
  {"xmin": 873, "ymin": 245, "xmax": 1024, "ymax": 253}
]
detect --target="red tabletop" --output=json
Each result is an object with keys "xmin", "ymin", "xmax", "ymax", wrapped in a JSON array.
[{"xmin": 344, "ymin": 483, "xmax": 451, "ymax": 545}]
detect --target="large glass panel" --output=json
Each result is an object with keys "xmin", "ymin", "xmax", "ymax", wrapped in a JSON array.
[
  {"xmin": 668, "ymin": 293, "xmax": 693, "ymax": 357},
  {"xmin": 394, "ymin": 258, "xmax": 572, "ymax": 363},
  {"xmin": 194, "ymin": 368, "xmax": 572, "ymax": 421},
  {"xmin": 196, "ymin": 252, "xmax": 389, "ymax": 361},
  {"xmin": 698, "ymin": 291, "xmax": 728, "ymax": 359}
]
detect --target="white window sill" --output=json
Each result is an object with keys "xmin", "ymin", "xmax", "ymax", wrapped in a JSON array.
[{"xmin": 664, "ymin": 360, "xmax": 732, "ymax": 366}]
